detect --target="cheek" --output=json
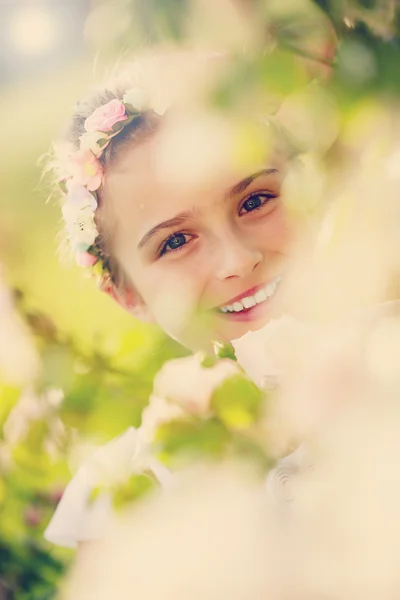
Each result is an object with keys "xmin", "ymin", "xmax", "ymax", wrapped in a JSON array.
[
  {"xmin": 135, "ymin": 261, "xmax": 208, "ymax": 338},
  {"xmin": 256, "ymin": 205, "xmax": 294, "ymax": 253}
]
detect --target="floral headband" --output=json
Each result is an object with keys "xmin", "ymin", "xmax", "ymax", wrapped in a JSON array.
[{"xmin": 60, "ymin": 87, "xmax": 164, "ymax": 288}]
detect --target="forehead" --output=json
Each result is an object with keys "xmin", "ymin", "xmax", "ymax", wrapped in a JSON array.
[
  {"xmin": 100, "ymin": 115, "xmax": 285, "ymax": 269},
  {"xmin": 103, "ymin": 114, "xmax": 278, "ymax": 216}
]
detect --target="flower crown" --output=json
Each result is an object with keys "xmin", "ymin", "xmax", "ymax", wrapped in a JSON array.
[{"xmin": 60, "ymin": 87, "xmax": 164, "ymax": 288}]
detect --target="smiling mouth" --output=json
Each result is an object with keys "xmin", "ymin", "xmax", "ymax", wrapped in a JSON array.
[{"xmin": 216, "ymin": 275, "xmax": 282, "ymax": 315}]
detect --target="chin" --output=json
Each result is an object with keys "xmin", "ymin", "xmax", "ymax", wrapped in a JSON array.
[{"xmin": 170, "ymin": 298, "xmax": 282, "ymax": 351}]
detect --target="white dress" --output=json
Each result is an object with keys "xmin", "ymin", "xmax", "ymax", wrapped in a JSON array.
[
  {"xmin": 44, "ymin": 427, "xmax": 173, "ymax": 548},
  {"xmin": 44, "ymin": 426, "xmax": 307, "ymax": 548}
]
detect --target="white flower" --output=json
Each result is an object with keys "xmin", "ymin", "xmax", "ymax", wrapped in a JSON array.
[
  {"xmin": 152, "ymin": 353, "xmax": 240, "ymax": 416},
  {"xmin": 3, "ymin": 391, "xmax": 42, "ymax": 444},
  {"xmin": 123, "ymin": 87, "xmax": 149, "ymax": 112},
  {"xmin": 151, "ymin": 95, "xmax": 168, "ymax": 116},
  {"xmin": 62, "ymin": 465, "xmax": 277, "ymax": 600},
  {"xmin": 65, "ymin": 184, "xmax": 98, "ymax": 211},
  {"xmin": 139, "ymin": 393, "xmax": 186, "ymax": 444},
  {"xmin": 3, "ymin": 387, "xmax": 64, "ymax": 445},
  {"xmin": 231, "ymin": 316, "xmax": 307, "ymax": 388},
  {"xmin": 79, "ymin": 131, "xmax": 110, "ymax": 157},
  {"xmin": 0, "ymin": 268, "xmax": 40, "ymax": 385},
  {"xmin": 86, "ymin": 427, "xmax": 147, "ymax": 486},
  {"xmin": 62, "ymin": 204, "xmax": 98, "ymax": 248}
]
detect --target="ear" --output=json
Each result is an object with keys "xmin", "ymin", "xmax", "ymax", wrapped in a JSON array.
[{"xmin": 100, "ymin": 281, "xmax": 155, "ymax": 323}]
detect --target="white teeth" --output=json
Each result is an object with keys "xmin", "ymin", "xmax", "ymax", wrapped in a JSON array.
[
  {"xmin": 254, "ymin": 289, "xmax": 267, "ymax": 304},
  {"xmin": 219, "ymin": 275, "xmax": 282, "ymax": 314},
  {"xmin": 265, "ymin": 281, "xmax": 277, "ymax": 297},
  {"xmin": 232, "ymin": 301, "xmax": 244, "ymax": 312},
  {"xmin": 242, "ymin": 296, "xmax": 256, "ymax": 309}
]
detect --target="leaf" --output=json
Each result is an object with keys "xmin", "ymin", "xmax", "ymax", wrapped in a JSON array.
[
  {"xmin": 112, "ymin": 473, "xmax": 156, "ymax": 510},
  {"xmin": 40, "ymin": 344, "xmax": 75, "ymax": 393},
  {"xmin": 110, "ymin": 120, "xmax": 126, "ymax": 134},
  {"xmin": 200, "ymin": 354, "xmax": 218, "ymax": 368},
  {"xmin": 212, "ymin": 341, "xmax": 237, "ymax": 361},
  {"xmin": 0, "ymin": 384, "xmax": 21, "ymax": 430},
  {"xmin": 155, "ymin": 418, "xmax": 230, "ymax": 464},
  {"xmin": 89, "ymin": 473, "xmax": 156, "ymax": 511},
  {"xmin": 88, "ymin": 485, "xmax": 102, "ymax": 506},
  {"xmin": 211, "ymin": 374, "xmax": 265, "ymax": 430},
  {"xmin": 123, "ymin": 103, "xmax": 141, "ymax": 115},
  {"xmin": 0, "ymin": 477, "xmax": 5, "ymax": 506},
  {"xmin": 58, "ymin": 179, "xmax": 68, "ymax": 194}
]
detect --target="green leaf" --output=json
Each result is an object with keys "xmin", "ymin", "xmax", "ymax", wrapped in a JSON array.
[
  {"xmin": 156, "ymin": 418, "xmax": 230, "ymax": 464},
  {"xmin": 200, "ymin": 353, "xmax": 218, "ymax": 368},
  {"xmin": 40, "ymin": 344, "xmax": 75, "ymax": 393},
  {"xmin": 89, "ymin": 474, "xmax": 156, "ymax": 510},
  {"xmin": 88, "ymin": 485, "xmax": 103, "ymax": 506},
  {"xmin": 58, "ymin": 179, "xmax": 67, "ymax": 194},
  {"xmin": 212, "ymin": 341, "xmax": 237, "ymax": 361},
  {"xmin": 0, "ymin": 384, "xmax": 21, "ymax": 429},
  {"xmin": 211, "ymin": 374, "xmax": 265, "ymax": 430},
  {"xmin": 110, "ymin": 120, "xmax": 126, "ymax": 134},
  {"xmin": 123, "ymin": 103, "xmax": 141, "ymax": 115},
  {"xmin": 0, "ymin": 477, "xmax": 5, "ymax": 506},
  {"xmin": 112, "ymin": 473, "xmax": 155, "ymax": 510}
]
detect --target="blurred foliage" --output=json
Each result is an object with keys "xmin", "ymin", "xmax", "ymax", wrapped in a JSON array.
[
  {"xmin": 0, "ymin": 288, "xmax": 186, "ymax": 599},
  {"xmin": 0, "ymin": 0, "xmax": 400, "ymax": 598}
]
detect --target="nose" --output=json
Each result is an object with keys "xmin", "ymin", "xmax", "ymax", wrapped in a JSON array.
[{"xmin": 214, "ymin": 230, "xmax": 263, "ymax": 280}]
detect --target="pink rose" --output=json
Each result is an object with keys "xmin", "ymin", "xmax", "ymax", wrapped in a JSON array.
[
  {"xmin": 85, "ymin": 99, "xmax": 128, "ymax": 133},
  {"xmin": 69, "ymin": 149, "xmax": 103, "ymax": 191}
]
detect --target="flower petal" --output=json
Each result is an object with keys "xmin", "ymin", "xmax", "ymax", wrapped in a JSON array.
[
  {"xmin": 65, "ymin": 185, "xmax": 98, "ymax": 211},
  {"xmin": 76, "ymin": 251, "xmax": 98, "ymax": 268},
  {"xmin": 123, "ymin": 87, "xmax": 148, "ymax": 112}
]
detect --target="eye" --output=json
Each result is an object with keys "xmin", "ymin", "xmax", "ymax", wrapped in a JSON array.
[
  {"xmin": 160, "ymin": 232, "xmax": 193, "ymax": 256},
  {"xmin": 239, "ymin": 192, "xmax": 276, "ymax": 216}
]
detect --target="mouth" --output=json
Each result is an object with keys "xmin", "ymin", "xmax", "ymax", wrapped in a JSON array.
[{"xmin": 215, "ymin": 275, "xmax": 282, "ymax": 321}]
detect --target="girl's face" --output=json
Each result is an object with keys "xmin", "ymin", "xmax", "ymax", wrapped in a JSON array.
[{"xmin": 104, "ymin": 125, "xmax": 294, "ymax": 351}]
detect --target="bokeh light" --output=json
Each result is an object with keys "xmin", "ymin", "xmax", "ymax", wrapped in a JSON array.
[{"xmin": 8, "ymin": 5, "xmax": 60, "ymax": 58}]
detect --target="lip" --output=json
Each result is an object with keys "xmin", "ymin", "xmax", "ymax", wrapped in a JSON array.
[
  {"xmin": 217, "ymin": 298, "xmax": 271, "ymax": 322},
  {"xmin": 213, "ymin": 275, "xmax": 282, "ymax": 323},
  {"xmin": 215, "ymin": 281, "xmax": 272, "ymax": 311}
]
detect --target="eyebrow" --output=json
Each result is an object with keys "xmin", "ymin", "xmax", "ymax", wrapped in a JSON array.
[
  {"xmin": 138, "ymin": 212, "xmax": 196, "ymax": 249},
  {"xmin": 137, "ymin": 168, "xmax": 278, "ymax": 249},
  {"xmin": 225, "ymin": 168, "xmax": 278, "ymax": 199}
]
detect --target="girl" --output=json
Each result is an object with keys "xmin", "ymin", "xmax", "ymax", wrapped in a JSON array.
[
  {"xmin": 44, "ymin": 49, "xmax": 310, "ymax": 548},
  {"xmin": 55, "ymin": 51, "xmax": 294, "ymax": 350}
]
